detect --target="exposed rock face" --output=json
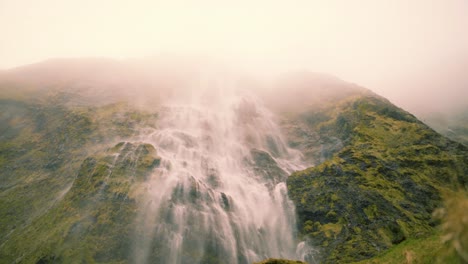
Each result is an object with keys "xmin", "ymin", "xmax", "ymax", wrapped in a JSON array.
[
  {"xmin": 0, "ymin": 68, "xmax": 308, "ymax": 264},
  {"xmin": 285, "ymin": 95, "xmax": 468, "ymax": 263},
  {"xmin": 249, "ymin": 149, "xmax": 288, "ymax": 189}
]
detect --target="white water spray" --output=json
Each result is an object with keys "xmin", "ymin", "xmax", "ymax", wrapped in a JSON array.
[{"xmin": 133, "ymin": 75, "xmax": 313, "ymax": 263}]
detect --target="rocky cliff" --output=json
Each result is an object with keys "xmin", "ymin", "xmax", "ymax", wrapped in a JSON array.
[{"xmin": 282, "ymin": 91, "xmax": 467, "ymax": 263}]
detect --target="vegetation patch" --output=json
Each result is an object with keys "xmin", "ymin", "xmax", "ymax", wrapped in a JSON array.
[
  {"xmin": 286, "ymin": 95, "xmax": 468, "ymax": 263},
  {"xmin": 254, "ymin": 258, "xmax": 307, "ymax": 264},
  {"xmin": 0, "ymin": 90, "xmax": 161, "ymax": 263}
]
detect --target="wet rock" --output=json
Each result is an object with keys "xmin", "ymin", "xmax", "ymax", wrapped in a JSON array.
[{"xmin": 250, "ymin": 149, "xmax": 287, "ymax": 188}]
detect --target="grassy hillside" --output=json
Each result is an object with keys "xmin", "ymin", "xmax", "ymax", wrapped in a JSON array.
[
  {"xmin": 285, "ymin": 94, "xmax": 468, "ymax": 263},
  {"xmin": 0, "ymin": 85, "xmax": 160, "ymax": 262},
  {"xmin": 352, "ymin": 190, "xmax": 468, "ymax": 264},
  {"xmin": 254, "ymin": 259, "xmax": 307, "ymax": 264},
  {"xmin": 2, "ymin": 65, "xmax": 466, "ymax": 263},
  {"xmin": 0, "ymin": 141, "xmax": 160, "ymax": 263}
]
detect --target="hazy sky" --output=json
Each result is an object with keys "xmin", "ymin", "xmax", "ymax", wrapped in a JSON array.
[{"xmin": 1, "ymin": 0, "xmax": 467, "ymax": 113}]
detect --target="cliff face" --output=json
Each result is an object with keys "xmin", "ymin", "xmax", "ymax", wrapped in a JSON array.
[
  {"xmin": 1, "ymin": 62, "xmax": 467, "ymax": 263},
  {"xmin": 284, "ymin": 94, "xmax": 467, "ymax": 263},
  {"xmin": 1, "ymin": 66, "xmax": 305, "ymax": 264}
]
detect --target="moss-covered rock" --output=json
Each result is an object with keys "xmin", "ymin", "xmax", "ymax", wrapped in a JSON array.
[
  {"xmin": 0, "ymin": 89, "xmax": 160, "ymax": 263},
  {"xmin": 0, "ymin": 141, "xmax": 160, "ymax": 263},
  {"xmin": 286, "ymin": 95, "xmax": 468, "ymax": 263},
  {"xmin": 253, "ymin": 258, "xmax": 307, "ymax": 264},
  {"xmin": 249, "ymin": 149, "xmax": 288, "ymax": 189},
  {"xmin": 353, "ymin": 191, "xmax": 468, "ymax": 264}
]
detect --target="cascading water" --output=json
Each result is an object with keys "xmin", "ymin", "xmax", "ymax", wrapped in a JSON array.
[{"xmin": 132, "ymin": 76, "xmax": 314, "ymax": 263}]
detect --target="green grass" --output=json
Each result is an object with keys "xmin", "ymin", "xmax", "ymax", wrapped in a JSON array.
[
  {"xmin": 0, "ymin": 92, "xmax": 160, "ymax": 263},
  {"xmin": 354, "ymin": 190, "xmax": 468, "ymax": 264},
  {"xmin": 352, "ymin": 233, "xmax": 446, "ymax": 264},
  {"xmin": 254, "ymin": 258, "xmax": 307, "ymax": 264},
  {"xmin": 0, "ymin": 142, "xmax": 159, "ymax": 263},
  {"xmin": 286, "ymin": 95, "xmax": 468, "ymax": 263}
]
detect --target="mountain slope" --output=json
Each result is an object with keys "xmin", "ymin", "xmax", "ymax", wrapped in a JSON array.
[
  {"xmin": 1, "ymin": 141, "xmax": 160, "ymax": 263},
  {"xmin": 0, "ymin": 62, "xmax": 309, "ymax": 264},
  {"xmin": 285, "ymin": 94, "xmax": 468, "ymax": 263},
  {"xmin": 1, "ymin": 61, "xmax": 467, "ymax": 263},
  {"xmin": 0, "ymin": 82, "xmax": 161, "ymax": 262}
]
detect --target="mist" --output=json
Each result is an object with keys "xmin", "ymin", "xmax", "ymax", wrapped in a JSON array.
[
  {"xmin": 1, "ymin": 0, "xmax": 467, "ymax": 116},
  {"xmin": 1, "ymin": 2, "xmax": 468, "ymax": 262}
]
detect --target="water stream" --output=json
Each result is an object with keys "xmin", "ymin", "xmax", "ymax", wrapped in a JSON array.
[{"xmin": 133, "ymin": 77, "xmax": 314, "ymax": 263}]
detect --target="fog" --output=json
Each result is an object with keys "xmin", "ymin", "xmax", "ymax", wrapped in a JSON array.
[{"xmin": 1, "ymin": 0, "xmax": 467, "ymax": 116}]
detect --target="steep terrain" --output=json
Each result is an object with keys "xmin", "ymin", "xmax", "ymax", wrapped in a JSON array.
[
  {"xmin": 0, "ymin": 62, "xmax": 311, "ymax": 263},
  {"xmin": 0, "ymin": 84, "xmax": 161, "ymax": 262},
  {"xmin": 281, "ymin": 90, "xmax": 468, "ymax": 263},
  {"xmin": 1, "ymin": 141, "xmax": 160, "ymax": 263},
  {"xmin": 1, "ymin": 61, "xmax": 467, "ymax": 264}
]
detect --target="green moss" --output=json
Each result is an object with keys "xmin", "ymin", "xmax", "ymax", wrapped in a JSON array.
[
  {"xmin": 254, "ymin": 258, "xmax": 307, "ymax": 264},
  {"xmin": 0, "ymin": 141, "xmax": 160, "ymax": 263},
  {"xmin": 331, "ymin": 193, "xmax": 339, "ymax": 201},
  {"xmin": 321, "ymin": 223, "xmax": 343, "ymax": 239},
  {"xmin": 363, "ymin": 204, "xmax": 378, "ymax": 220},
  {"xmin": 286, "ymin": 95, "xmax": 468, "ymax": 263},
  {"xmin": 351, "ymin": 232, "xmax": 459, "ymax": 264},
  {"xmin": 0, "ymin": 94, "xmax": 162, "ymax": 263}
]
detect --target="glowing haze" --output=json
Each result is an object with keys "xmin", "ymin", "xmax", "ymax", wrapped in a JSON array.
[{"xmin": 1, "ymin": 0, "xmax": 467, "ymax": 114}]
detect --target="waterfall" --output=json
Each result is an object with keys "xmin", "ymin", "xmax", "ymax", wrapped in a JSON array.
[{"xmin": 132, "ymin": 75, "xmax": 313, "ymax": 263}]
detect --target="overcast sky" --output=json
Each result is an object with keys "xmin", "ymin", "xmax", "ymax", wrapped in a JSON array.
[{"xmin": 1, "ymin": 0, "xmax": 467, "ymax": 114}]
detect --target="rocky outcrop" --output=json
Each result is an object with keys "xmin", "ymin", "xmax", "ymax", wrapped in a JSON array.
[{"xmin": 286, "ymin": 95, "xmax": 468, "ymax": 263}]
